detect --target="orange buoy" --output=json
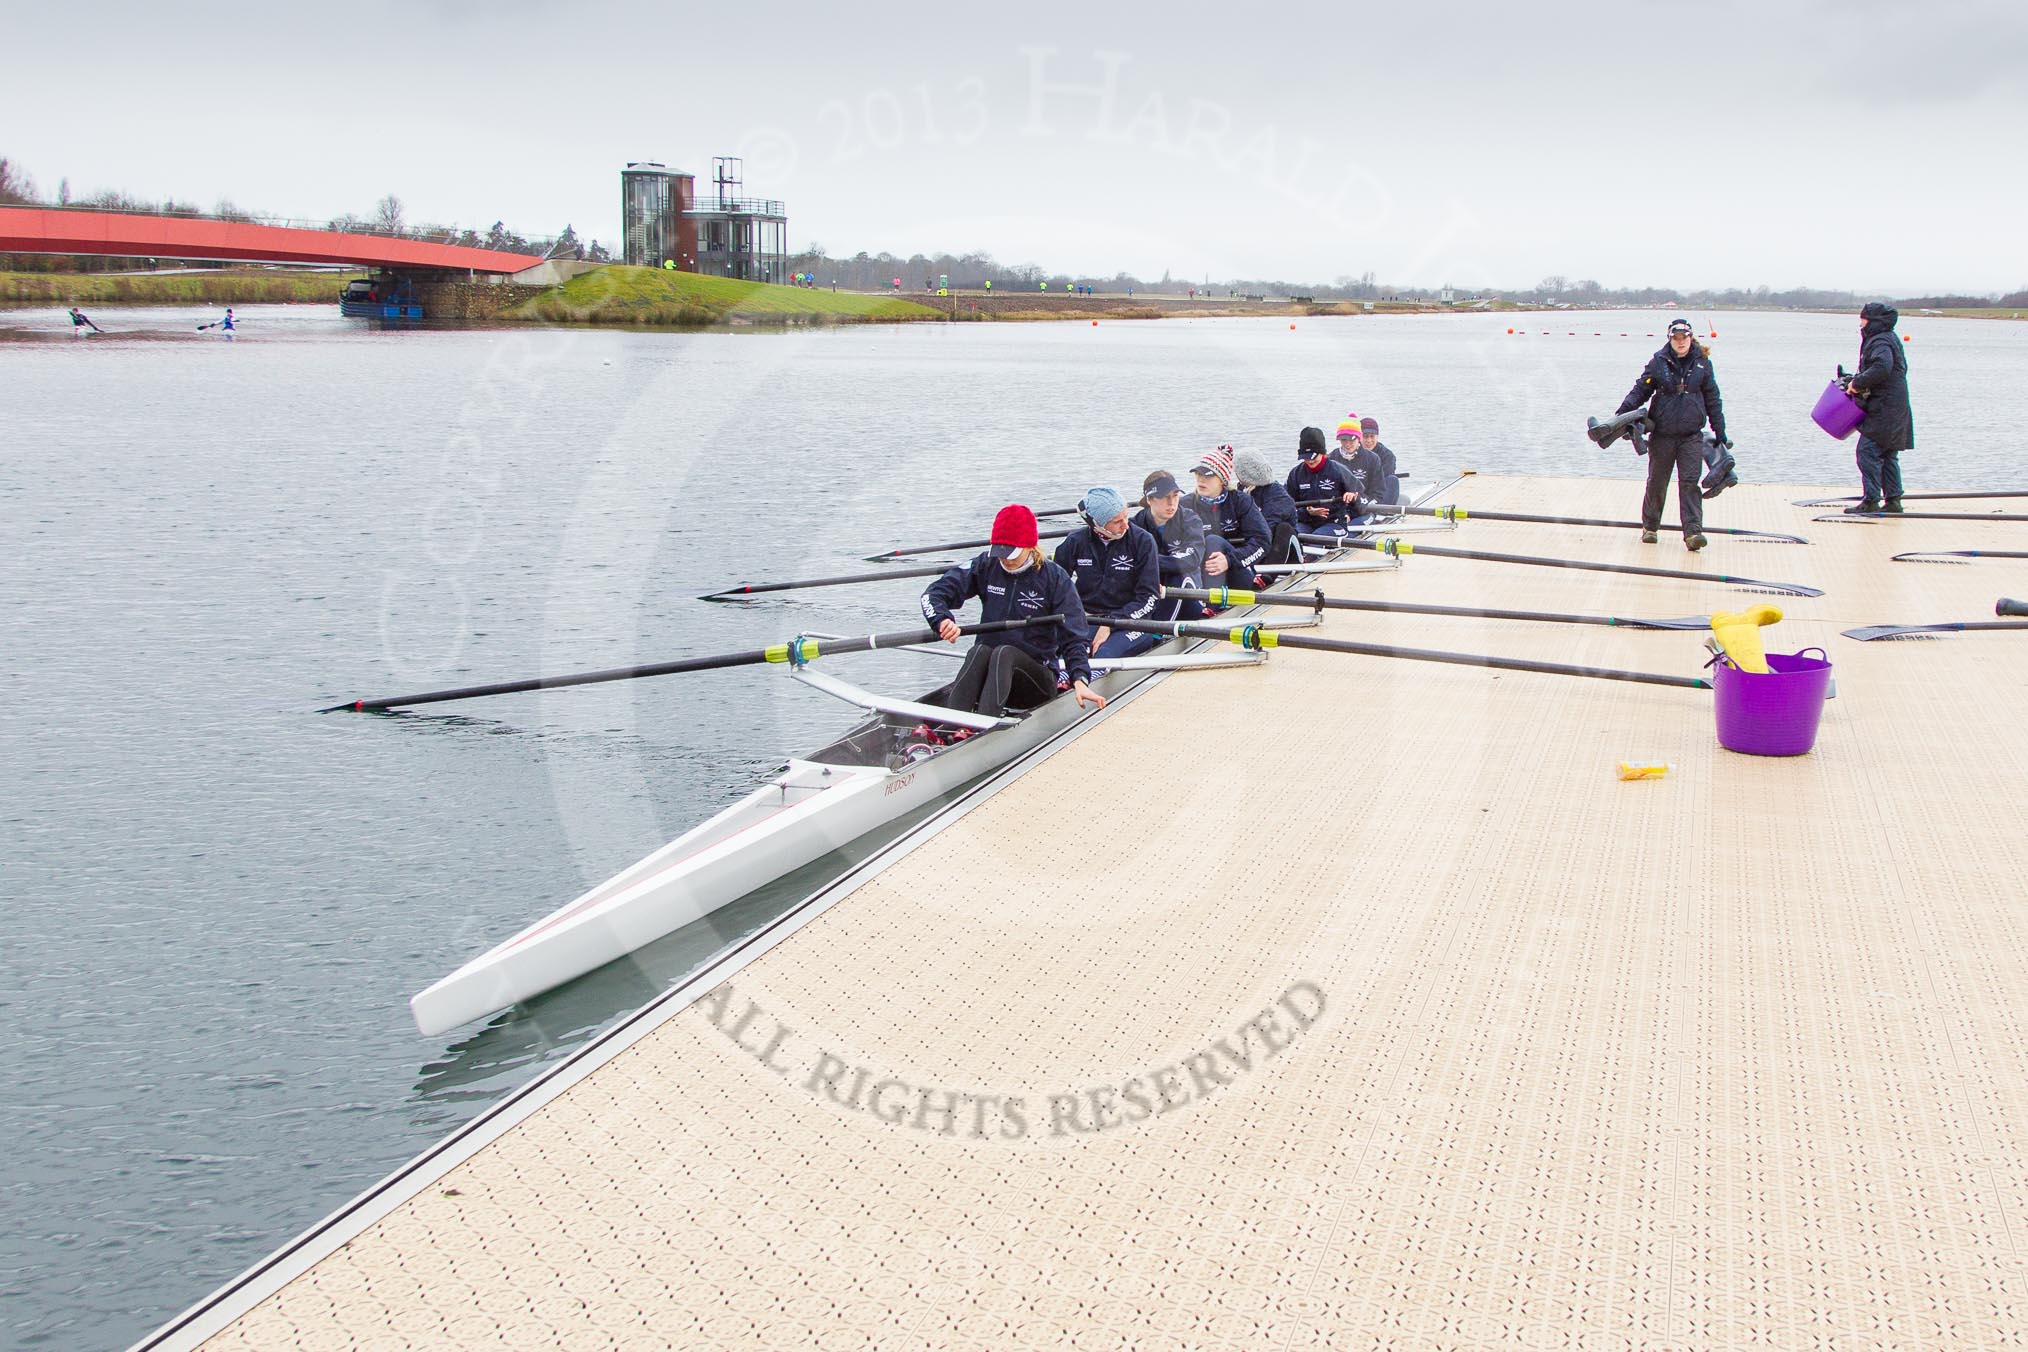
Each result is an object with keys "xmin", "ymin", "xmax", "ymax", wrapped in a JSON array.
[{"xmin": 1289, "ymin": 323, "xmax": 1296, "ymax": 330}]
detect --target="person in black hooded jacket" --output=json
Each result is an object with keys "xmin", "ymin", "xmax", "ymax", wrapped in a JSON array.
[
  {"xmin": 1616, "ymin": 317, "xmax": 1728, "ymax": 550},
  {"xmin": 1844, "ymin": 302, "xmax": 1914, "ymax": 513}
]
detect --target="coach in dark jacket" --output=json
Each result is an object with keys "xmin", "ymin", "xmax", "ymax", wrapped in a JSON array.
[
  {"xmin": 1617, "ymin": 317, "xmax": 1727, "ymax": 550},
  {"xmin": 1845, "ymin": 302, "xmax": 1914, "ymax": 512}
]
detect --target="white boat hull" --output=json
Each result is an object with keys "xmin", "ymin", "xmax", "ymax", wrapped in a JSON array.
[{"xmin": 409, "ymin": 669, "xmax": 1126, "ymax": 1036}]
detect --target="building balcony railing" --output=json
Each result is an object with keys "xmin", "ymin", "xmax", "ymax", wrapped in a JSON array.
[{"xmin": 684, "ymin": 197, "xmax": 786, "ymax": 219}]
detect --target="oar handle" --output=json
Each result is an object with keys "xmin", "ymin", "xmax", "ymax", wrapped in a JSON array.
[{"xmin": 322, "ymin": 617, "xmax": 1059, "ymax": 712}]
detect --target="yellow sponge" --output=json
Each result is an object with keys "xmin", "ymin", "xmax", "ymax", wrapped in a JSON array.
[{"xmin": 1709, "ymin": 604, "xmax": 1783, "ymax": 674}]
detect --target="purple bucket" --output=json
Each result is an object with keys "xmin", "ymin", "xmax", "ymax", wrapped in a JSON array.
[
  {"xmin": 1811, "ymin": 380, "xmax": 1866, "ymax": 439},
  {"xmin": 1713, "ymin": 648, "xmax": 1832, "ymax": 756}
]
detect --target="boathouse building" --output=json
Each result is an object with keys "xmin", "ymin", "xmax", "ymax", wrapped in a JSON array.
[{"xmin": 621, "ymin": 157, "xmax": 787, "ymax": 284}]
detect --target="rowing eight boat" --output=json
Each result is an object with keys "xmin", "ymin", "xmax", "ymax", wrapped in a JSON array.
[{"xmin": 408, "ymin": 489, "xmax": 1444, "ymax": 1036}]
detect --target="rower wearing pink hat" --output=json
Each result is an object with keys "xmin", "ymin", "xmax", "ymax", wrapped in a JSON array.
[{"xmin": 1331, "ymin": 416, "xmax": 1385, "ymax": 514}]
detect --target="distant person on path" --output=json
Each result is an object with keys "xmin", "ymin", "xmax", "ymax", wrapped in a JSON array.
[
  {"xmin": 1233, "ymin": 449, "xmax": 1302, "ymax": 563},
  {"xmin": 1614, "ymin": 317, "xmax": 1727, "ymax": 550},
  {"xmin": 1843, "ymin": 302, "xmax": 1914, "ymax": 513},
  {"xmin": 68, "ymin": 307, "xmax": 101, "ymax": 334}
]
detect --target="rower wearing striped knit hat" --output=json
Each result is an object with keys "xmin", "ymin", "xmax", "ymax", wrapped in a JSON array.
[{"xmin": 1185, "ymin": 444, "xmax": 1272, "ymax": 589}]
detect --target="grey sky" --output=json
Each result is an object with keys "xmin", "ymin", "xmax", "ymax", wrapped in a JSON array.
[{"xmin": 5, "ymin": 0, "xmax": 2023, "ymax": 292}]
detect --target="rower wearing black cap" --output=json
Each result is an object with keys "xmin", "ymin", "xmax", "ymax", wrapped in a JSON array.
[
  {"xmin": 1285, "ymin": 426, "xmax": 1362, "ymax": 537},
  {"xmin": 1132, "ymin": 469, "xmax": 1215, "ymax": 621}
]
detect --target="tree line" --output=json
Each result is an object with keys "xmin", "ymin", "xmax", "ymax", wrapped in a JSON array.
[{"xmin": 784, "ymin": 242, "xmax": 2024, "ymax": 310}]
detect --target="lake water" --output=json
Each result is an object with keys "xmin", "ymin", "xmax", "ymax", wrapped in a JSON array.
[{"xmin": 3, "ymin": 304, "xmax": 2023, "ymax": 1348}]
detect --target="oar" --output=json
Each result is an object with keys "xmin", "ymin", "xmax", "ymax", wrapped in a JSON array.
[
  {"xmin": 1391, "ymin": 503, "xmax": 1806, "ymax": 544},
  {"xmin": 1164, "ymin": 585, "xmax": 1711, "ymax": 630},
  {"xmin": 865, "ymin": 527, "xmax": 1077, "ymax": 561},
  {"xmin": 1892, "ymin": 550, "xmax": 2028, "ymax": 565},
  {"xmin": 1098, "ymin": 616, "xmax": 1709, "ymax": 690},
  {"xmin": 1815, "ymin": 511, "xmax": 2028, "ymax": 524},
  {"xmin": 320, "ymin": 618, "xmax": 1059, "ymax": 712},
  {"xmin": 1797, "ymin": 490, "xmax": 2028, "ymax": 507},
  {"xmin": 700, "ymin": 561, "xmax": 952, "ymax": 602},
  {"xmin": 1305, "ymin": 537, "xmax": 1825, "ymax": 598},
  {"xmin": 1842, "ymin": 618, "xmax": 2028, "ymax": 642},
  {"xmin": 2000, "ymin": 598, "xmax": 2027, "ymax": 617}
]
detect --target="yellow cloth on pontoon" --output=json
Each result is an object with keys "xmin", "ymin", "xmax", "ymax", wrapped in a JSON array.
[{"xmin": 1709, "ymin": 605, "xmax": 1783, "ymax": 674}]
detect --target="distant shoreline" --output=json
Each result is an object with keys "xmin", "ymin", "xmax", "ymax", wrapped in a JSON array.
[{"xmin": 4, "ymin": 266, "xmax": 2022, "ymax": 325}]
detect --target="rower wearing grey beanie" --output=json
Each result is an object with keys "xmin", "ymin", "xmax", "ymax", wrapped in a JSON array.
[
  {"xmin": 1234, "ymin": 449, "xmax": 1303, "ymax": 564},
  {"xmin": 1053, "ymin": 485, "xmax": 1162, "ymax": 659}
]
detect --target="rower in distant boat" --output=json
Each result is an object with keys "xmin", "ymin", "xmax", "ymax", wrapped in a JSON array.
[
  {"xmin": 922, "ymin": 504, "xmax": 1105, "ymax": 716},
  {"xmin": 68, "ymin": 307, "xmax": 102, "ymax": 335},
  {"xmin": 1053, "ymin": 486, "xmax": 1162, "ymax": 660},
  {"xmin": 1331, "ymin": 418, "xmax": 1385, "ymax": 514},
  {"xmin": 1133, "ymin": 469, "xmax": 1214, "ymax": 620},
  {"xmin": 1286, "ymin": 426, "xmax": 1362, "ymax": 538},
  {"xmin": 1185, "ymin": 445, "xmax": 1271, "ymax": 588},
  {"xmin": 1234, "ymin": 448, "xmax": 1303, "ymax": 563}
]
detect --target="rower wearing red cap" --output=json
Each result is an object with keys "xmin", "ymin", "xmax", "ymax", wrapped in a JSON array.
[{"xmin": 920, "ymin": 504, "xmax": 1106, "ymax": 717}]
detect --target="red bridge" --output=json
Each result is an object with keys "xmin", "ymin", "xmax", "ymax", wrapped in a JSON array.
[{"xmin": 0, "ymin": 207, "xmax": 548, "ymax": 275}]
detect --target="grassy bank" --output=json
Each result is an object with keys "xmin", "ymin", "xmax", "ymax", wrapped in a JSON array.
[
  {"xmin": 1930, "ymin": 307, "xmax": 2028, "ymax": 321},
  {"xmin": 0, "ymin": 269, "xmax": 348, "ymax": 306},
  {"xmin": 510, "ymin": 266, "xmax": 938, "ymax": 326}
]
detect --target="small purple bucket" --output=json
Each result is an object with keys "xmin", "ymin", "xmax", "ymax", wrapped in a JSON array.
[
  {"xmin": 1713, "ymin": 648, "xmax": 1832, "ymax": 756},
  {"xmin": 1811, "ymin": 380, "xmax": 1866, "ymax": 439}
]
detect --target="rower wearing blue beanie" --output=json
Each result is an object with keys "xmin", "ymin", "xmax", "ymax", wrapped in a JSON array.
[{"xmin": 1053, "ymin": 486, "xmax": 1162, "ymax": 660}]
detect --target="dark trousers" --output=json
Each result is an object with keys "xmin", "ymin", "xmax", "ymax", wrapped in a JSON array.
[
  {"xmin": 1857, "ymin": 436, "xmax": 1903, "ymax": 502},
  {"xmin": 942, "ymin": 643, "xmax": 1059, "ymax": 718},
  {"xmin": 1093, "ymin": 628, "xmax": 1159, "ymax": 661},
  {"xmin": 1641, "ymin": 433, "xmax": 1705, "ymax": 534},
  {"xmin": 1266, "ymin": 521, "xmax": 1300, "ymax": 564}
]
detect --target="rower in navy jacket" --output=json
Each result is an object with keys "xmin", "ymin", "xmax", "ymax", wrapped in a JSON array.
[
  {"xmin": 1330, "ymin": 418, "xmax": 1386, "ymax": 514},
  {"xmin": 1132, "ymin": 469, "xmax": 1213, "ymax": 621},
  {"xmin": 1052, "ymin": 485, "xmax": 1161, "ymax": 660},
  {"xmin": 1285, "ymin": 426, "xmax": 1361, "ymax": 538},
  {"xmin": 1234, "ymin": 448, "xmax": 1302, "ymax": 563},
  {"xmin": 1184, "ymin": 445, "xmax": 1271, "ymax": 587},
  {"xmin": 921, "ymin": 503, "xmax": 1105, "ymax": 717}
]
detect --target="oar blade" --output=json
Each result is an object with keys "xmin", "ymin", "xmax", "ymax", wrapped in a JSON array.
[{"xmin": 1841, "ymin": 623, "xmax": 1953, "ymax": 642}]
